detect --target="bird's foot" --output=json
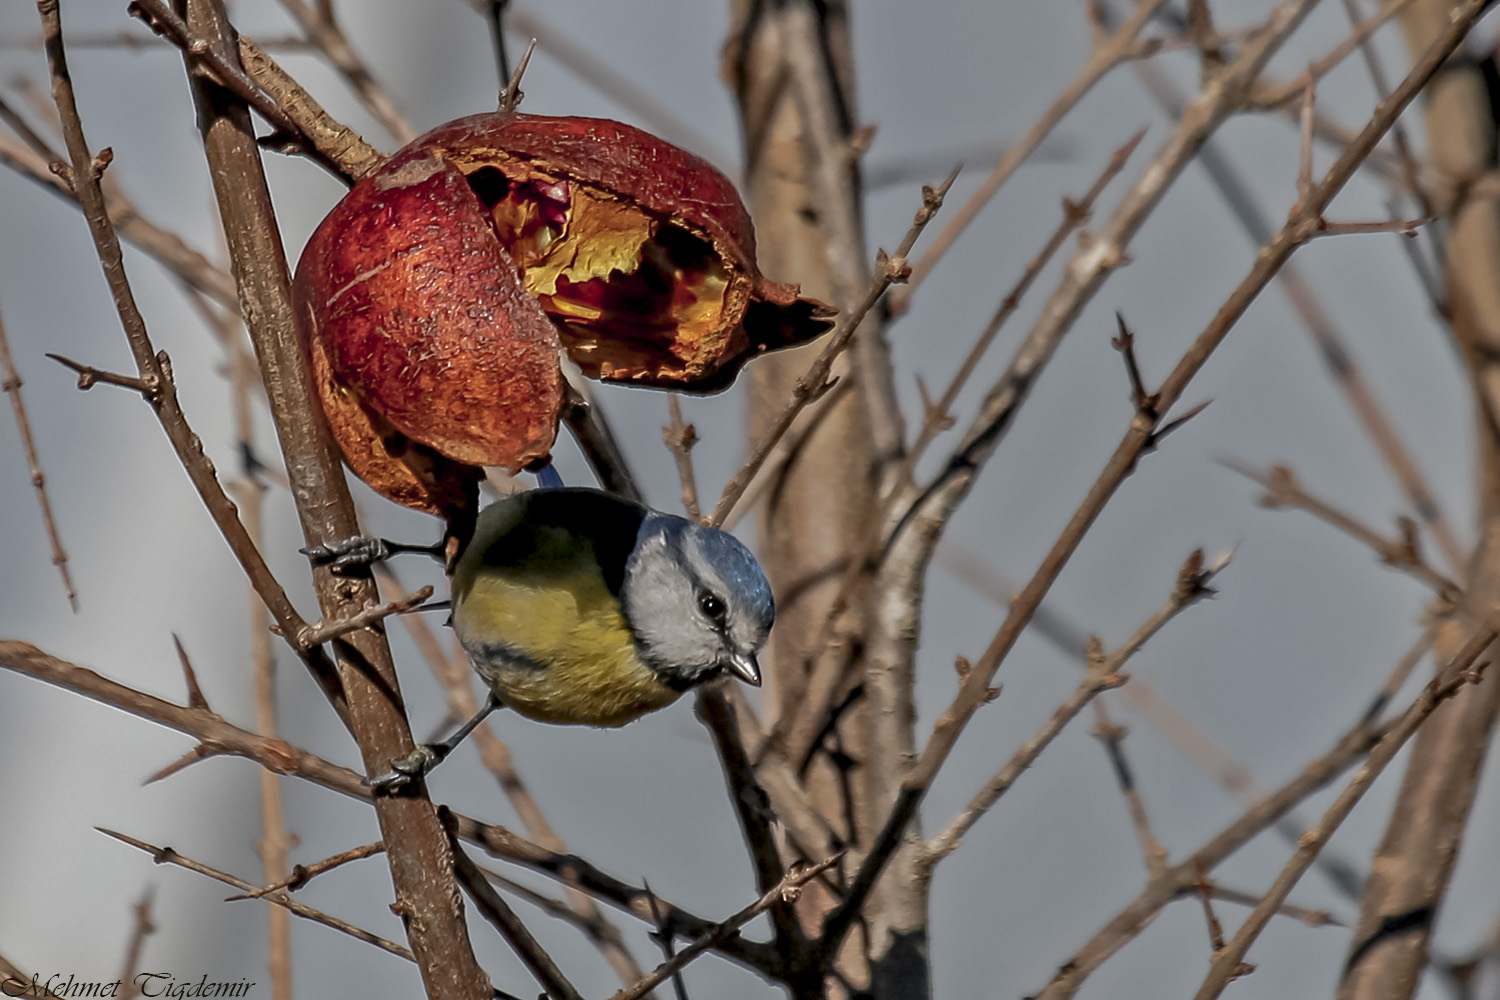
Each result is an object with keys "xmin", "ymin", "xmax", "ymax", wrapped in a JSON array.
[
  {"xmin": 365, "ymin": 744, "xmax": 448, "ymax": 793},
  {"xmin": 302, "ymin": 536, "xmax": 442, "ymax": 573},
  {"xmin": 365, "ymin": 695, "xmax": 501, "ymax": 793}
]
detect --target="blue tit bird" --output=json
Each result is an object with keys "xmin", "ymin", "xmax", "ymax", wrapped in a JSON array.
[
  {"xmin": 451, "ymin": 486, "xmax": 773, "ymax": 726},
  {"xmin": 341, "ymin": 483, "xmax": 774, "ymax": 788}
]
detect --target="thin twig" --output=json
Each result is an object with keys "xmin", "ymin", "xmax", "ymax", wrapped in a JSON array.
[
  {"xmin": 608, "ymin": 855, "xmax": 843, "ymax": 1000},
  {"xmin": 0, "ymin": 303, "xmax": 76, "ymax": 608},
  {"xmin": 1189, "ymin": 882, "xmax": 1340, "ymax": 928},
  {"xmin": 1223, "ymin": 461, "xmax": 1461, "ymax": 598},
  {"xmin": 275, "ymin": 0, "xmax": 415, "ymax": 143},
  {"xmin": 126, "ymin": 0, "xmax": 349, "ymax": 178},
  {"xmin": 1192, "ymin": 654, "xmax": 1492, "ymax": 1000},
  {"xmin": 507, "ymin": 9, "xmax": 731, "ymax": 168},
  {"xmin": 710, "ymin": 169, "xmax": 957, "ymax": 526},
  {"xmin": 482, "ymin": 0, "xmax": 511, "ymax": 89},
  {"xmin": 561, "ymin": 380, "xmax": 644, "ymax": 503},
  {"xmin": 224, "ymin": 298, "xmax": 293, "ymax": 998},
  {"xmin": 643, "ymin": 886, "xmax": 689, "ymax": 1000},
  {"xmin": 939, "ymin": 543, "xmax": 1381, "ymax": 903},
  {"xmin": 116, "ymin": 888, "xmax": 156, "ymax": 1000},
  {"xmin": 1092, "ymin": 701, "xmax": 1168, "ymax": 878},
  {"xmin": 1195, "ymin": 867, "xmax": 1231, "ymax": 958},
  {"xmin": 376, "ymin": 560, "xmax": 652, "ymax": 988},
  {"xmin": 97, "ymin": 828, "xmax": 416, "ymax": 962},
  {"xmin": 447, "ymin": 816, "xmax": 584, "ymax": 1000},
  {"xmin": 236, "ymin": 35, "xmax": 384, "ymax": 181},
  {"xmin": 765, "ymin": 136, "xmax": 1142, "ymax": 772},
  {"xmin": 1356, "ymin": 626, "xmax": 1435, "ymax": 728},
  {"xmin": 717, "ymin": 377, "xmax": 854, "ymax": 534},
  {"xmin": 0, "ymin": 640, "xmax": 775, "ymax": 974},
  {"xmin": 1336, "ymin": 0, "xmax": 1437, "ymax": 223},
  {"xmin": 663, "ymin": 395, "xmax": 702, "ymax": 521},
  {"xmin": 1298, "ymin": 74, "xmax": 1316, "ymax": 203},
  {"xmin": 175, "ymin": 0, "xmax": 487, "ymax": 987},
  {"xmin": 35, "ymin": 0, "xmax": 346, "ymax": 712},
  {"xmin": 291, "ymin": 586, "xmax": 434, "ymax": 647},
  {"xmin": 1249, "ymin": 0, "xmax": 1421, "ymax": 108},
  {"xmin": 1118, "ymin": 10, "xmax": 1466, "ymax": 574},
  {"xmin": 226, "ymin": 842, "xmax": 385, "ymax": 900},
  {"xmin": 46, "ymin": 353, "xmax": 155, "ymax": 394},
  {"xmin": 1312, "ymin": 216, "xmax": 1432, "ymax": 238},
  {"xmin": 693, "ymin": 687, "xmax": 799, "ymax": 951},
  {"xmin": 891, "ymin": 0, "xmax": 1167, "ymax": 309},
  {"xmin": 852, "ymin": 1, "xmax": 1482, "ymax": 976},
  {"xmin": 476, "ymin": 864, "xmax": 650, "ymax": 989},
  {"xmin": 916, "ymin": 547, "xmax": 1230, "ymax": 873}
]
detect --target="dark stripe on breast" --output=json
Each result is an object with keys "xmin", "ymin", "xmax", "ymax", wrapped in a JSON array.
[{"xmin": 469, "ymin": 639, "xmax": 549, "ymax": 673}]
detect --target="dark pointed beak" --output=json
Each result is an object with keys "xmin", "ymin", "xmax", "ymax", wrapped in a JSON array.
[{"xmin": 723, "ymin": 650, "xmax": 762, "ymax": 687}]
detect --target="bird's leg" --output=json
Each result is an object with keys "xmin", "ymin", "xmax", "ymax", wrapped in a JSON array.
[
  {"xmin": 301, "ymin": 536, "xmax": 445, "ymax": 574},
  {"xmin": 366, "ymin": 693, "xmax": 502, "ymax": 792}
]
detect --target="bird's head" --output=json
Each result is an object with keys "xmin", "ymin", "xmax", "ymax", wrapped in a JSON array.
[{"xmin": 621, "ymin": 515, "xmax": 774, "ymax": 691}]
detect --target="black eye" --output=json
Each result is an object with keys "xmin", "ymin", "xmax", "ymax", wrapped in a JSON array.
[{"xmin": 698, "ymin": 591, "xmax": 726, "ymax": 622}]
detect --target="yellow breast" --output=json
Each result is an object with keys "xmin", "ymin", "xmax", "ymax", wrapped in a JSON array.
[{"xmin": 450, "ymin": 496, "xmax": 682, "ymax": 726}]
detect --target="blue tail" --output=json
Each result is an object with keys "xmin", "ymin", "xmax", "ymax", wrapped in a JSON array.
[{"xmin": 535, "ymin": 464, "xmax": 565, "ymax": 490}]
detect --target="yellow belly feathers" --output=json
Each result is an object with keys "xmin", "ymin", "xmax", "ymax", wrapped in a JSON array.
[{"xmin": 450, "ymin": 497, "xmax": 680, "ymax": 726}]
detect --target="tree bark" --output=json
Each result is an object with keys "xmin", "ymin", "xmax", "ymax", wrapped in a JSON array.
[
  {"xmin": 1340, "ymin": 4, "xmax": 1500, "ymax": 996},
  {"xmin": 726, "ymin": 2, "xmax": 928, "ymax": 995}
]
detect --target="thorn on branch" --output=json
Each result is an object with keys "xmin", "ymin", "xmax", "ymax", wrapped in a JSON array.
[
  {"xmin": 1312, "ymin": 215, "xmax": 1435, "ymax": 239},
  {"xmin": 144, "ymin": 744, "xmax": 222, "ymax": 785},
  {"xmin": 1196, "ymin": 864, "xmax": 1228, "ymax": 952},
  {"xmin": 226, "ymin": 841, "xmax": 386, "ymax": 901},
  {"xmin": 98, "ymin": 827, "xmax": 180, "ymax": 867},
  {"xmin": 1298, "ymin": 73, "xmax": 1316, "ymax": 202},
  {"xmin": 172, "ymin": 633, "xmax": 210, "ymax": 711},
  {"xmin": 915, "ymin": 375, "xmax": 955, "ymax": 432},
  {"xmin": 1111, "ymin": 315, "xmax": 1209, "ymax": 457},
  {"xmin": 1151, "ymin": 399, "xmax": 1212, "ymax": 448},
  {"xmin": 1112, "ymin": 312, "xmax": 1156, "ymax": 418},
  {"xmin": 498, "ymin": 37, "xmax": 536, "ymax": 112}
]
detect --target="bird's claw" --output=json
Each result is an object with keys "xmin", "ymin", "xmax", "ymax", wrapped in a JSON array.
[
  {"xmin": 301, "ymin": 536, "xmax": 394, "ymax": 573},
  {"xmin": 365, "ymin": 744, "xmax": 445, "ymax": 793}
]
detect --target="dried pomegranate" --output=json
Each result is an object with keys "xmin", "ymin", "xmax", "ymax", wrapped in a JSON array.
[{"xmin": 294, "ymin": 112, "xmax": 831, "ymax": 514}]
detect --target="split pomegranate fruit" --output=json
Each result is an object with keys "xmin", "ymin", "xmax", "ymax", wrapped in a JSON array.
[{"xmin": 293, "ymin": 112, "xmax": 832, "ymax": 515}]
